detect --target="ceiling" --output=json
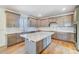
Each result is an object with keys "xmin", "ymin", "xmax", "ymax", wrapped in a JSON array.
[{"xmin": 0, "ymin": 5, "xmax": 76, "ymax": 17}]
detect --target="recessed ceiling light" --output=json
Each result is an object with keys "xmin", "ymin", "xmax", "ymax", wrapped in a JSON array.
[
  {"xmin": 38, "ymin": 14, "xmax": 42, "ymax": 17},
  {"xmin": 62, "ymin": 8, "xmax": 66, "ymax": 11}
]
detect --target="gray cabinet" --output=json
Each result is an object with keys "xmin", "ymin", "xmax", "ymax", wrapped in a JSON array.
[
  {"xmin": 56, "ymin": 32, "xmax": 68, "ymax": 40},
  {"xmin": 56, "ymin": 15, "xmax": 73, "ymax": 26},
  {"xmin": 7, "ymin": 33, "xmax": 24, "ymax": 47},
  {"xmin": 5, "ymin": 11, "xmax": 20, "ymax": 27},
  {"xmin": 53, "ymin": 32, "xmax": 74, "ymax": 42},
  {"xmin": 7, "ymin": 34, "xmax": 17, "ymax": 46}
]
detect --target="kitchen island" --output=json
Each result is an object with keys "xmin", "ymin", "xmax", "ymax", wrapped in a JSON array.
[{"xmin": 20, "ymin": 32, "xmax": 54, "ymax": 54}]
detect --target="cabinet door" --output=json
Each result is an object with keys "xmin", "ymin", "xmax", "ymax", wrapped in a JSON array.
[
  {"xmin": 30, "ymin": 19, "xmax": 37, "ymax": 27},
  {"xmin": 5, "ymin": 11, "xmax": 20, "ymax": 27},
  {"xmin": 46, "ymin": 36, "xmax": 51, "ymax": 45},
  {"xmin": 63, "ymin": 15, "xmax": 72, "ymax": 26},
  {"xmin": 43, "ymin": 38, "xmax": 47, "ymax": 49},
  {"xmin": 43, "ymin": 36, "xmax": 51, "ymax": 49},
  {"xmin": 56, "ymin": 17, "xmax": 64, "ymax": 25},
  {"xmin": 7, "ymin": 34, "xmax": 17, "ymax": 46},
  {"xmin": 56, "ymin": 32, "xmax": 68, "ymax": 40},
  {"xmin": 55, "ymin": 32, "xmax": 74, "ymax": 42},
  {"xmin": 48, "ymin": 18, "xmax": 56, "ymax": 23},
  {"xmin": 40, "ymin": 19, "xmax": 49, "ymax": 27},
  {"xmin": 37, "ymin": 19, "xmax": 41, "ymax": 27},
  {"xmin": 56, "ymin": 15, "xmax": 72, "ymax": 26},
  {"xmin": 36, "ymin": 40, "xmax": 43, "ymax": 53}
]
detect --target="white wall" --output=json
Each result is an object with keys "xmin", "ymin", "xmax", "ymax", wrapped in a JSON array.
[{"xmin": 0, "ymin": 8, "xmax": 6, "ymax": 47}]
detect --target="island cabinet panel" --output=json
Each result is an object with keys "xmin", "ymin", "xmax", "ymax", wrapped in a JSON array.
[
  {"xmin": 43, "ymin": 38, "xmax": 47, "ymax": 49},
  {"xmin": 36, "ymin": 40, "xmax": 43, "ymax": 53},
  {"xmin": 47, "ymin": 36, "xmax": 51, "ymax": 45},
  {"xmin": 25, "ymin": 39, "xmax": 37, "ymax": 54},
  {"xmin": 43, "ymin": 36, "xmax": 51, "ymax": 49}
]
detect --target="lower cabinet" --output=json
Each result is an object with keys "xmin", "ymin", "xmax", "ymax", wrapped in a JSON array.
[
  {"xmin": 7, "ymin": 33, "xmax": 24, "ymax": 47},
  {"xmin": 56, "ymin": 32, "xmax": 68, "ymax": 40},
  {"xmin": 16, "ymin": 33, "xmax": 24, "ymax": 43},
  {"xmin": 53, "ymin": 32, "xmax": 74, "ymax": 42},
  {"xmin": 7, "ymin": 34, "xmax": 17, "ymax": 46}
]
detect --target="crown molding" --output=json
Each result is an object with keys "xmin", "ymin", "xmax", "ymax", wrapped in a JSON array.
[{"xmin": 41, "ymin": 12, "xmax": 74, "ymax": 19}]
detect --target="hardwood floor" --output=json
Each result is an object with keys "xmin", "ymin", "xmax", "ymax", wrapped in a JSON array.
[
  {"xmin": 42, "ymin": 39, "xmax": 78, "ymax": 54},
  {"xmin": 0, "ymin": 39, "xmax": 79, "ymax": 54},
  {"xmin": 0, "ymin": 43, "xmax": 25, "ymax": 54}
]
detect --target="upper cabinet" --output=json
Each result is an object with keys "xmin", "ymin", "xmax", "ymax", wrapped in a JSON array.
[
  {"xmin": 56, "ymin": 16, "xmax": 64, "ymax": 25},
  {"xmin": 48, "ymin": 18, "xmax": 56, "ymax": 23},
  {"xmin": 29, "ymin": 17, "xmax": 57, "ymax": 27},
  {"xmin": 56, "ymin": 15, "xmax": 73, "ymax": 26},
  {"xmin": 29, "ymin": 18, "xmax": 37, "ymax": 27},
  {"xmin": 40, "ymin": 19, "xmax": 49, "ymax": 27},
  {"xmin": 5, "ymin": 11, "xmax": 20, "ymax": 27},
  {"xmin": 29, "ymin": 14, "xmax": 73, "ymax": 27},
  {"xmin": 63, "ymin": 15, "xmax": 73, "ymax": 26}
]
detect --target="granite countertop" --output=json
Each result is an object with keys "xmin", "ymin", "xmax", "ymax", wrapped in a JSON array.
[
  {"xmin": 6, "ymin": 27, "xmax": 38, "ymax": 34},
  {"xmin": 6, "ymin": 26, "xmax": 75, "ymax": 34},
  {"xmin": 38, "ymin": 27, "xmax": 75, "ymax": 33},
  {"xmin": 20, "ymin": 32, "xmax": 54, "ymax": 42},
  {"xmin": 6, "ymin": 28, "xmax": 23, "ymax": 34}
]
